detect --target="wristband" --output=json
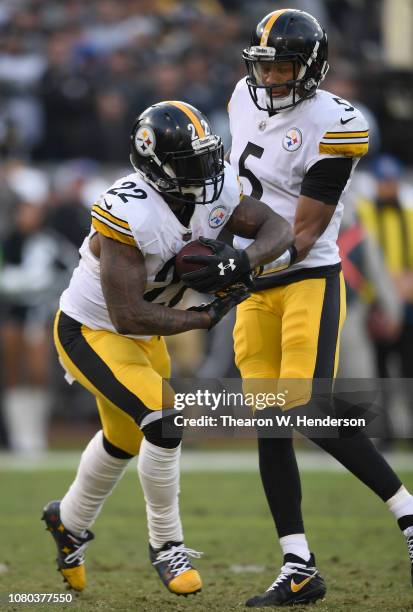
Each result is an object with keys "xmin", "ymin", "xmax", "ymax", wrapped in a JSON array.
[{"xmin": 261, "ymin": 245, "xmax": 298, "ymax": 274}]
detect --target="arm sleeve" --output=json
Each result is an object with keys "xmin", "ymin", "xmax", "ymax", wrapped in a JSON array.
[{"xmin": 300, "ymin": 157, "xmax": 353, "ymax": 206}]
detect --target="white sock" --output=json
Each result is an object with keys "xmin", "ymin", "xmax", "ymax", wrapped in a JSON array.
[
  {"xmin": 60, "ymin": 430, "xmax": 130, "ymax": 537},
  {"xmin": 3, "ymin": 387, "xmax": 50, "ymax": 453},
  {"xmin": 279, "ymin": 534, "xmax": 311, "ymax": 562},
  {"xmin": 137, "ymin": 438, "xmax": 183, "ymax": 550},
  {"xmin": 386, "ymin": 485, "xmax": 413, "ymax": 520}
]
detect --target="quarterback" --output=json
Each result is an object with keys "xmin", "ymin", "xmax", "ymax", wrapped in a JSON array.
[
  {"xmin": 42, "ymin": 101, "xmax": 292, "ymax": 597},
  {"xmin": 227, "ymin": 8, "xmax": 413, "ymax": 607}
]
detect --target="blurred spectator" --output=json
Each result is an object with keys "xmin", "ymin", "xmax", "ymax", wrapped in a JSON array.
[
  {"xmin": 148, "ymin": 62, "xmax": 184, "ymax": 103},
  {"xmin": 361, "ymin": 70, "xmax": 413, "ymax": 164},
  {"xmin": 94, "ymin": 90, "xmax": 130, "ymax": 163},
  {"xmin": 35, "ymin": 30, "xmax": 100, "ymax": 159},
  {"xmin": 337, "ymin": 187, "xmax": 402, "ymax": 380},
  {"xmin": 81, "ymin": 0, "xmax": 158, "ymax": 56},
  {"xmin": 47, "ymin": 159, "xmax": 107, "ymax": 248},
  {"xmin": 0, "ymin": 163, "xmax": 21, "ymax": 241},
  {"xmin": 0, "ymin": 28, "xmax": 46, "ymax": 155},
  {"xmin": 357, "ymin": 155, "xmax": 413, "ymax": 439},
  {"xmin": 181, "ymin": 51, "xmax": 217, "ymax": 115},
  {"xmin": 0, "ymin": 191, "xmax": 77, "ymax": 453}
]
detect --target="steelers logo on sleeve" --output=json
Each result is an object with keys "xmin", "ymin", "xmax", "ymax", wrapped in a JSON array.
[{"xmin": 208, "ymin": 205, "xmax": 227, "ymax": 228}]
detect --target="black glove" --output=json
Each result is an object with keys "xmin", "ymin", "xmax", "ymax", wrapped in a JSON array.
[
  {"xmin": 181, "ymin": 236, "xmax": 252, "ymax": 293},
  {"xmin": 187, "ymin": 286, "xmax": 250, "ymax": 329}
]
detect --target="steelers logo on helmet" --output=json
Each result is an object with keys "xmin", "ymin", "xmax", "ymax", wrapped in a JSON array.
[
  {"xmin": 135, "ymin": 126, "xmax": 156, "ymax": 157},
  {"xmin": 283, "ymin": 128, "xmax": 302, "ymax": 152}
]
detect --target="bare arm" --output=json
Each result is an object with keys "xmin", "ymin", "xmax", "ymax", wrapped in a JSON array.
[
  {"xmin": 225, "ymin": 195, "xmax": 293, "ymax": 269},
  {"xmin": 99, "ymin": 234, "xmax": 210, "ymax": 336},
  {"xmin": 293, "ymin": 195, "xmax": 336, "ymax": 262}
]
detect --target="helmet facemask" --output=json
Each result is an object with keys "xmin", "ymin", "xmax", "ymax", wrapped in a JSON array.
[{"xmin": 243, "ymin": 43, "xmax": 329, "ymax": 113}]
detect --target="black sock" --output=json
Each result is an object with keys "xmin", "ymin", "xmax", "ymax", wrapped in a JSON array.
[
  {"xmin": 398, "ymin": 515, "xmax": 413, "ymax": 531},
  {"xmin": 257, "ymin": 435, "xmax": 304, "ymax": 538}
]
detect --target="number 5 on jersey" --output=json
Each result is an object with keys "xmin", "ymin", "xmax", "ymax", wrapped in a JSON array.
[{"xmin": 238, "ymin": 142, "xmax": 264, "ymax": 199}]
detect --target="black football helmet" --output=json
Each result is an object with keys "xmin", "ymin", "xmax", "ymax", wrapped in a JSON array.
[
  {"xmin": 243, "ymin": 9, "xmax": 329, "ymax": 113},
  {"xmin": 130, "ymin": 101, "xmax": 224, "ymax": 205}
]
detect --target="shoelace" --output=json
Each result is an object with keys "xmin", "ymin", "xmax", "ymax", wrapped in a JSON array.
[
  {"xmin": 64, "ymin": 536, "xmax": 91, "ymax": 565},
  {"xmin": 153, "ymin": 545, "xmax": 203, "ymax": 577},
  {"xmin": 267, "ymin": 562, "xmax": 314, "ymax": 591},
  {"xmin": 407, "ymin": 536, "xmax": 413, "ymax": 562}
]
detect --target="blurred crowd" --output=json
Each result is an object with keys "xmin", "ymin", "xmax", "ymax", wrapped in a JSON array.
[
  {"xmin": 1, "ymin": 0, "xmax": 412, "ymax": 160},
  {"xmin": 1, "ymin": 0, "xmax": 413, "ymax": 452}
]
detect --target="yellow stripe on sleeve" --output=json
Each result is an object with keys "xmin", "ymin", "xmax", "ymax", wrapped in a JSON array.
[
  {"xmin": 166, "ymin": 101, "xmax": 205, "ymax": 138},
  {"xmin": 319, "ymin": 142, "xmax": 369, "ymax": 157},
  {"xmin": 92, "ymin": 218, "xmax": 137, "ymax": 247},
  {"xmin": 92, "ymin": 204, "xmax": 131, "ymax": 231},
  {"xmin": 260, "ymin": 10, "xmax": 288, "ymax": 46}
]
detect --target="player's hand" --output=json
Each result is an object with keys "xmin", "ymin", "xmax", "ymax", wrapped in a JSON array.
[
  {"xmin": 187, "ymin": 286, "xmax": 250, "ymax": 329},
  {"xmin": 181, "ymin": 236, "xmax": 252, "ymax": 293}
]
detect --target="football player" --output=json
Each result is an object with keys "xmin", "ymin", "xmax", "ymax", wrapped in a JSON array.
[
  {"xmin": 42, "ymin": 101, "xmax": 293, "ymax": 596},
  {"xmin": 225, "ymin": 8, "xmax": 413, "ymax": 607}
]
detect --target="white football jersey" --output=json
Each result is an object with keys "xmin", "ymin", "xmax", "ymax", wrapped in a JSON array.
[
  {"xmin": 60, "ymin": 163, "xmax": 242, "ymax": 339},
  {"xmin": 229, "ymin": 78, "xmax": 369, "ymax": 274}
]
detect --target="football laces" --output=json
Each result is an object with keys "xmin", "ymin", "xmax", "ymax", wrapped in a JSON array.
[{"xmin": 153, "ymin": 545, "xmax": 203, "ymax": 576}]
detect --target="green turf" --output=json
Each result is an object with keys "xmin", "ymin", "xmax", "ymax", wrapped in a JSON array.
[{"xmin": 1, "ymin": 469, "xmax": 413, "ymax": 612}]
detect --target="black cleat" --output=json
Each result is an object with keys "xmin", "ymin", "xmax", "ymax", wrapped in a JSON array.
[
  {"xmin": 149, "ymin": 541, "xmax": 203, "ymax": 596},
  {"xmin": 42, "ymin": 500, "xmax": 94, "ymax": 591},
  {"xmin": 245, "ymin": 553, "xmax": 326, "ymax": 607}
]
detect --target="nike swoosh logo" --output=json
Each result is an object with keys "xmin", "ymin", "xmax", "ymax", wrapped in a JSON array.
[
  {"xmin": 340, "ymin": 117, "xmax": 356, "ymax": 125},
  {"xmin": 290, "ymin": 573, "xmax": 316, "ymax": 593},
  {"xmin": 103, "ymin": 198, "xmax": 112, "ymax": 210}
]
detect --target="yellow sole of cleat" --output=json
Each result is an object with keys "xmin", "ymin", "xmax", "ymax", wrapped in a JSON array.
[
  {"xmin": 168, "ymin": 569, "xmax": 203, "ymax": 596},
  {"xmin": 175, "ymin": 589, "xmax": 202, "ymax": 597},
  {"xmin": 60, "ymin": 566, "xmax": 86, "ymax": 592}
]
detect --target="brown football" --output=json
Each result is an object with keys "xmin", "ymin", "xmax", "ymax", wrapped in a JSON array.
[{"xmin": 175, "ymin": 240, "xmax": 214, "ymax": 278}]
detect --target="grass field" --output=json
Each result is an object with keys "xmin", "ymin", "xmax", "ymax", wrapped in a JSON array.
[{"xmin": 1, "ymin": 467, "xmax": 413, "ymax": 612}]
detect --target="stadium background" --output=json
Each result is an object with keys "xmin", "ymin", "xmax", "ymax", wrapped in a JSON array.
[{"xmin": 1, "ymin": 2, "xmax": 413, "ymax": 610}]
